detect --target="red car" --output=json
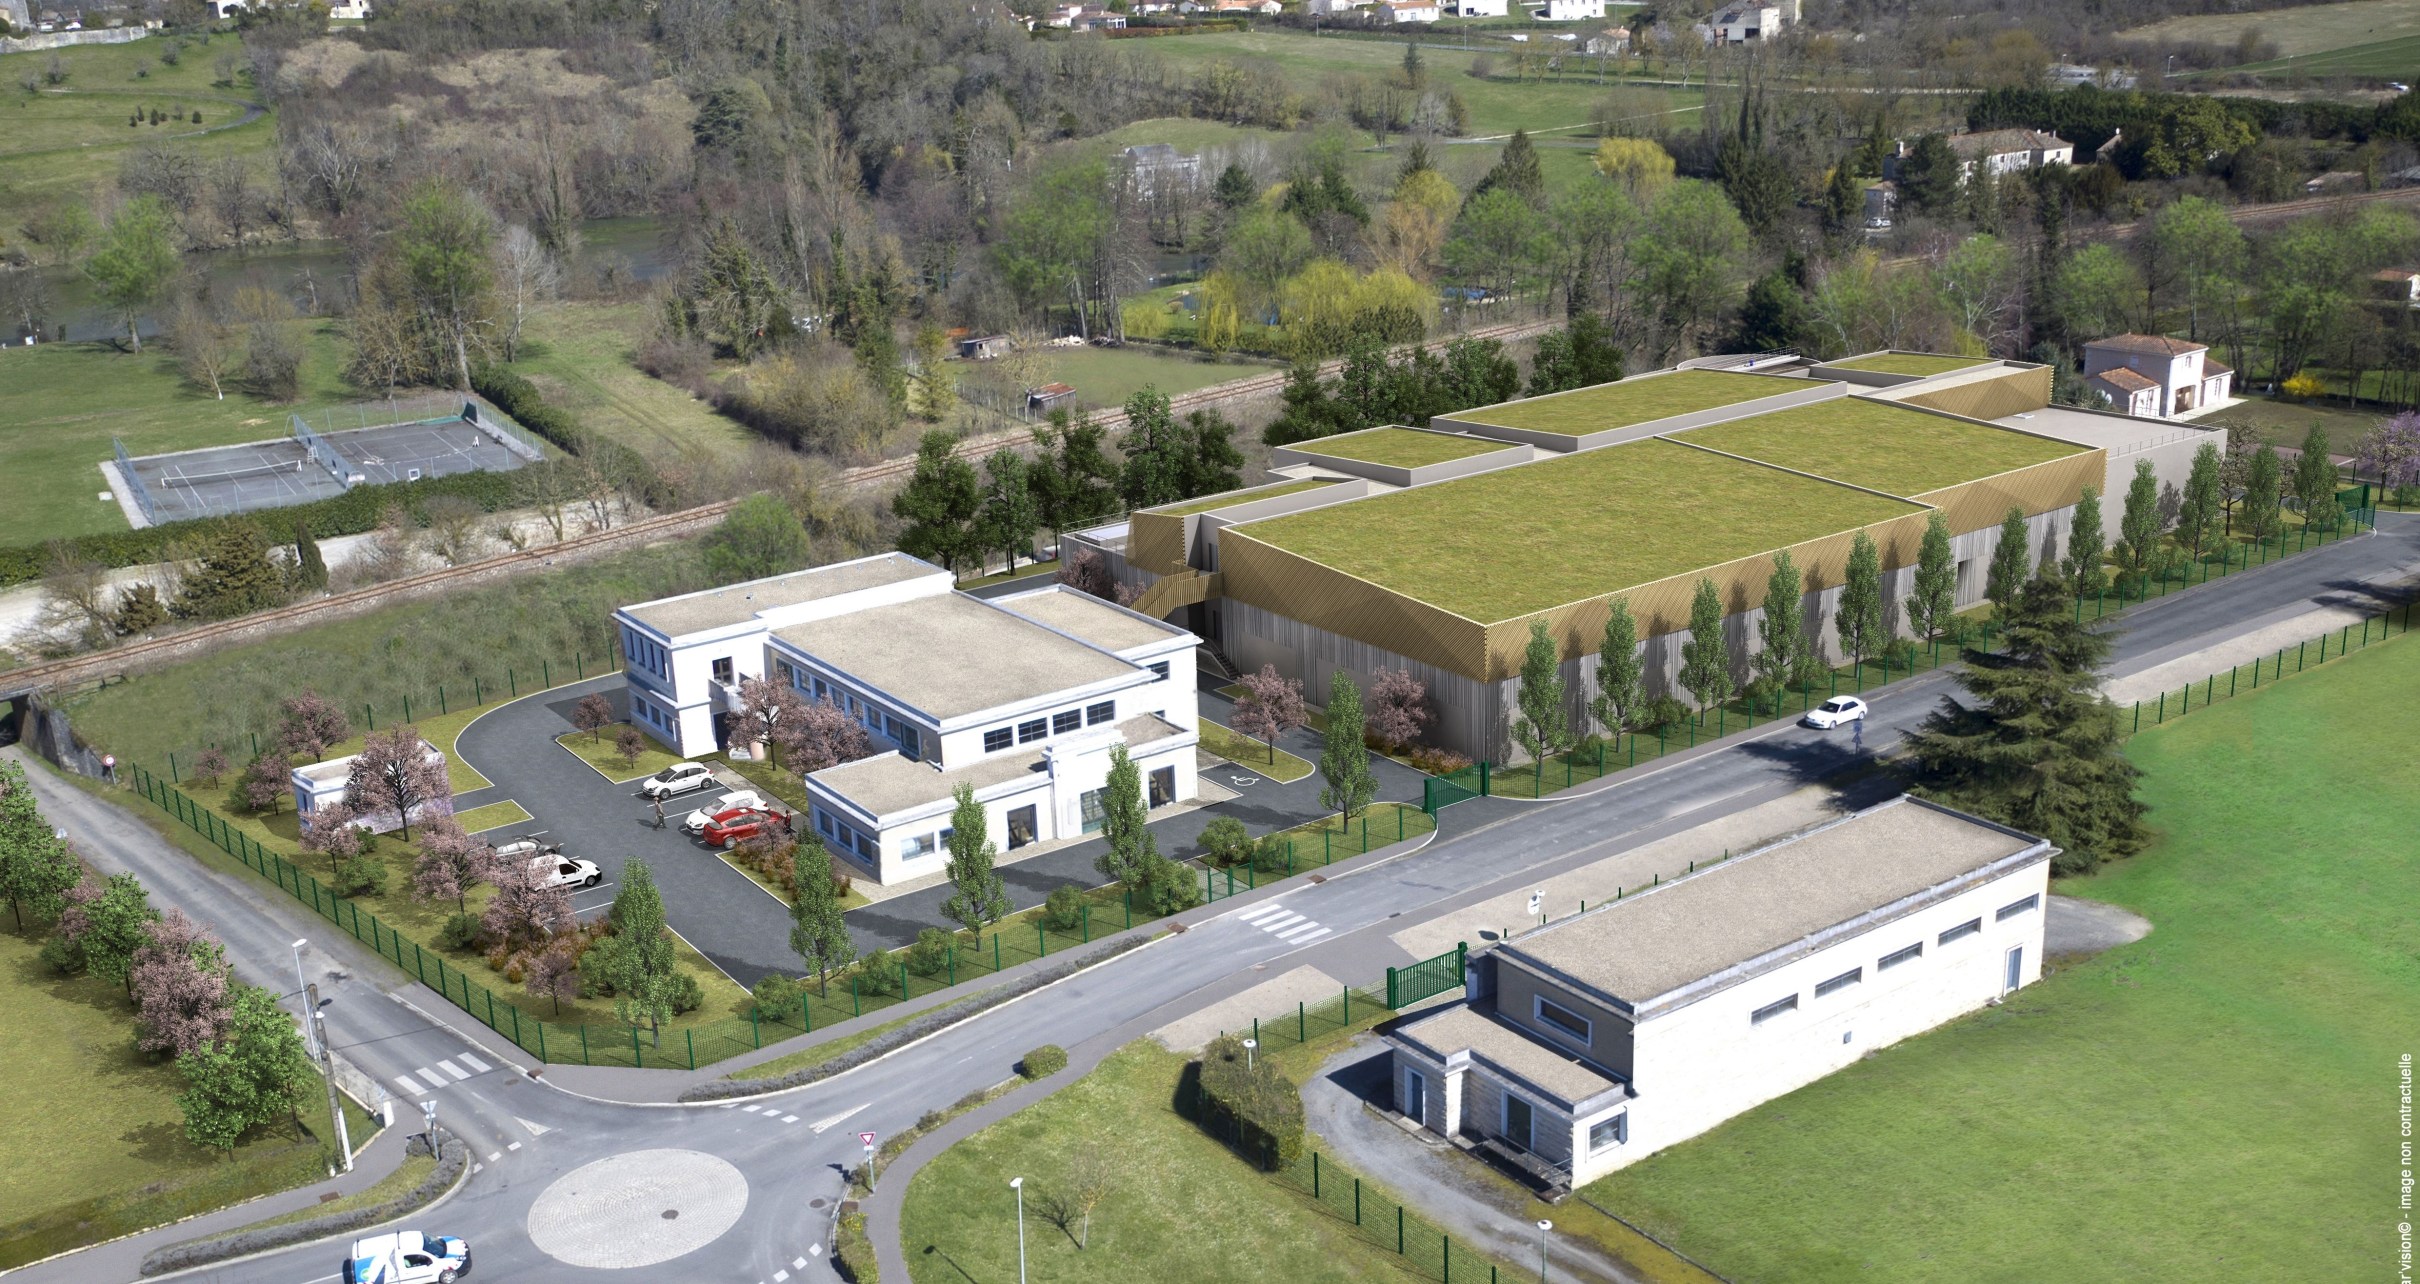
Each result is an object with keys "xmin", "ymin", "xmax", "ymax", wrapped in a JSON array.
[{"xmin": 701, "ymin": 807, "xmax": 787, "ymax": 849}]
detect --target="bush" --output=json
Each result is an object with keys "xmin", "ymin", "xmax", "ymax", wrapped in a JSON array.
[
  {"xmin": 1248, "ymin": 834, "xmax": 1294, "ymax": 874},
  {"xmin": 1637, "ymin": 694, "xmax": 1694, "ymax": 736},
  {"xmin": 1136, "ymin": 852, "xmax": 1201, "ymax": 916},
  {"xmin": 435, "ymin": 912, "xmax": 482, "ymax": 952},
  {"xmin": 752, "ymin": 973, "xmax": 802, "ymax": 1020},
  {"xmin": 1196, "ymin": 815, "xmax": 1253, "ymax": 868},
  {"xmin": 832, "ymin": 1210, "xmax": 879, "ymax": 1283},
  {"xmin": 332, "ymin": 855, "xmax": 386, "ymax": 898},
  {"xmin": 1192, "ymin": 1031, "xmax": 1305, "ymax": 1170},
  {"xmin": 905, "ymin": 927, "xmax": 951, "ymax": 977},
  {"xmin": 1040, "ymin": 883, "xmax": 1085, "ymax": 932},
  {"xmin": 670, "ymin": 970, "xmax": 705, "ymax": 1015},
  {"xmin": 471, "ymin": 365, "xmax": 671, "ymax": 507},
  {"xmin": 854, "ymin": 947, "xmax": 900, "ymax": 996},
  {"xmin": 1403, "ymin": 745, "xmax": 1473, "ymax": 775},
  {"xmin": 39, "ymin": 932, "xmax": 84, "ymax": 975},
  {"xmin": 1019, "ymin": 1044, "xmax": 1068, "ymax": 1080}
]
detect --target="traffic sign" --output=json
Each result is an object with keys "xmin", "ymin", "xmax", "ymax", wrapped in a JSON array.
[{"xmin": 859, "ymin": 1130, "xmax": 878, "ymax": 1149}]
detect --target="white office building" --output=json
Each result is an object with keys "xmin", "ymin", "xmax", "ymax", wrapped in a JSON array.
[
  {"xmin": 1385, "ymin": 796, "xmax": 2054, "ymax": 1188},
  {"xmin": 614, "ymin": 554, "xmax": 1200, "ymax": 884}
]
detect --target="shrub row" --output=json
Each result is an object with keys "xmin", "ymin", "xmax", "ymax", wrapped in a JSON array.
[
  {"xmin": 138, "ymin": 1127, "xmax": 468, "ymax": 1277},
  {"xmin": 1190, "ymin": 1031, "xmax": 1306, "ymax": 1171},
  {"xmin": 471, "ymin": 365, "xmax": 674, "ymax": 508}
]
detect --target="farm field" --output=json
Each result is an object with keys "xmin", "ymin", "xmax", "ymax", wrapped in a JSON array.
[
  {"xmin": 2122, "ymin": 0, "xmax": 2420, "ymax": 60},
  {"xmin": 1578, "ymin": 634, "xmax": 2418, "ymax": 1283}
]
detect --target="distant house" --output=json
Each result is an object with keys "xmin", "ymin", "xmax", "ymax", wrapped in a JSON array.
[
  {"xmin": 2305, "ymin": 170, "xmax": 2364, "ymax": 195},
  {"xmin": 291, "ymin": 741, "xmax": 450, "ymax": 835},
  {"xmin": 1708, "ymin": 0, "xmax": 1793, "ymax": 44},
  {"xmin": 1027, "ymin": 382, "xmax": 1079, "ymax": 413},
  {"xmin": 1581, "ymin": 24, "xmax": 1629, "ymax": 53},
  {"xmin": 959, "ymin": 334, "xmax": 1011, "ymax": 360},
  {"xmin": 1309, "ymin": 0, "xmax": 1370, "ymax": 12},
  {"xmin": 2048, "ymin": 62, "xmax": 2136, "ymax": 89},
  {"xmin": 1534, "ymin": 0, "xmax": 1603, "ymax": 17},
  {"xmin": 1862, "ymin": 180, "xmax": 1896, "ymax": 229},
  {"xmin": 1069, "ymin": 6, "xmax": 1125, "ymax": 27},
  {"xmin": 1448, "ymin": 0, "xmax": 1507, "ymax": 14},
  {"xmin": 1122, "ymin": 143, "xmax": 1202, "ymax": 198},
  {"xmin": 2083, "ymin": 334, "xmax": 2233, "ymax": 419},
  {"xmin": 1379, "ymin": 0, "xmax": 1439, "ymax": 18},
  {"xmin": 1890, "ymin": 129, "xmax": 2071, "ymax": 187},
  {"xmin": 2373, "ymin": 268, "xmax": 2420, "ymax": 307}
]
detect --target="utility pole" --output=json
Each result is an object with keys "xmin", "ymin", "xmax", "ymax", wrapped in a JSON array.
[{"xmin": 306, "ymin": 982, "xmax": 352, "ymax": 1173}]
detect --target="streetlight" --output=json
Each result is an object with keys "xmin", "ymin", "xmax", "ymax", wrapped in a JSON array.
[
  {"xmin": 290, "ymin": 939, "xmax": 315, "ymax": 1058},
  {"xmin": 1537, "ymin": 1219, "xmax": 1553, "ymax": 1282},
  {"xmin": 1009, "ymin": 1177, "xmax": 1027, "ymax": 1284},
  {"xmin": 1242, "ymin": 1038, "xmax": 1257, "ymax": 1071}
]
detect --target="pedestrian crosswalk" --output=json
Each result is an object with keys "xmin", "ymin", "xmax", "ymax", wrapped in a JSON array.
[
  {"xmin": 390, "ymin": 1051, "xmax": 494, "ymax": 1101},
  {"xmin": 1235, "ymin": 902, "xmax": 1332, "ymax": 946}
]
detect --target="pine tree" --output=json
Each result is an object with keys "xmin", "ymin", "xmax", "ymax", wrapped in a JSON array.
[
  {"xmin": 892, "ymin": 430, "xmax": 982, "ymax": 577},
  {"xmin": 173, "ymin": 523, "xmax": 287, "ymax": 620},
  {"xmin": 1986, "ymin": 506, "xmax": 2031, "ymax": 621},
  {"xmin": 1401, "ymin": 40, "xmax": 1425, "ymax": 90},
  {"xmin": 1181, "ymin": 410, "xmax": 1245, "ymax": 498},
  {"xmin": 1117, "ymin": 387, "xmax": 1187, "ymax": 510},
  {"xmin": 2116, "ymin": 457, "xmax": 2163, "ymax": 589},
  {"xmin": 1472, "ymin": 130, "xmax": 1545, "ymax": 208},
  {"xmin": 1213, "ymin": 163, "xmax": 1257, "ymax": 211},
  {"xmin": 1821, "ymin": 163, "xmax": 1863, "ymax": 239},
  {"xmin": 1907, "ymin": 511, "xmax": 1957, "ymax": 643},
  {"xmin": 788, "ymin": 837, "xmax": 854, "ymax": 996},
  {"xmin": 941, "ymin": 783, "xmax": 1009, "ymax": 944},
  {"xmin": 1904, "ymin": 572, "xmax": 2147, "ymax": 876},
  {"xmin": 1592, "ymin": 598, "xmax": 1643, "ymax": 743},
  {"xmin": 2175, "ymin": 441, "xmax": 2222, "ymax": 559},
  {"xmin": 1679, "ymin": 576, "xmax": 1733, "ymax": 716},
  {"xmin": 1095, "ymin": 744, "xmax": 1158, "ymax": 887},
  {"xmin": 1261, "ymin": 360, "xmax": 1347, "ymax": 447},
  {"xmin": 977, "ymin": 450, "xmax": 1041, "ymax": 575},
  {"xmin": 1320, "ymin": 671, "xmax": 1376, "ymax": 822},
  {"xmin": 1834, "ymin": 531, "xmax": 1884, "ymax": 665},
  {"xmin": 2063, "ymin": 485, "xmax": 2106, "ymax": 592},
  {"xmin": 292, "ymin": 522, "xmax": 327, "ymax": 591},
  {"xmin": 592, "ymin": 859, "xmax": 679, "ymax": 1045},
  {"xmin": 1509, "ymin": 620, "xmax": 1568, "ymax": 764},
  {"xmin": 1753, "ymin": 551, "xmax": 1806, "ymax": 713}
]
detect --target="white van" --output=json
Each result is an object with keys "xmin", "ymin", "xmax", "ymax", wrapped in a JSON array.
[{"xmin": 343, "ymin": 1231, "xmax": 471, "ymax": 1283}]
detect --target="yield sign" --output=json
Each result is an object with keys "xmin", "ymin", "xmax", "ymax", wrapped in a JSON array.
[{"xmin": 859, "ymin": 1131, "xmax": 878, "ymax": 1148}]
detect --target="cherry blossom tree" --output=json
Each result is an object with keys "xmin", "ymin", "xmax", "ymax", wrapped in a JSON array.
[
  {"xmin": 240, "ymin": 751, "xmax": 291, "ymax": 815},
  {"xmin": 412, "ymin": 819, "xmax": 497, "ymax": 913},
  {"xmin": 524, "ymin": 940, "xmax": 581, "ymax": 1015},
  {"xmin": 192, "ymin": 746, "xmax": 230, "ymax": 788},
  {"xmin": 1056, "ymin": 550, "xmax": 1136, "ymax": 605},
  {"xmin": 736, "ymin": 676, "xmax": 810, "ymax": 767},
  {"xmin": 1228, "ymin": 664, "xmax": 1306, "ymax": 764},
  {"xmin": 276, "ymin": 690, "xmax": 351, "ymax": 761},
  {"xmin": 613, "ymin": 725, "xmax": 645, "ymax": 771},
  {"xmin": 777, "ymin": 698, "xmax": 874, "ymax": 774},
  {"xmin": 1366, "ymin": 667, "xmax": 1432, "ymax": 751},
  {"xmin": 571, "ymin": 693, "xmax": 613, "ymax": 744},
  {"xmin": 2356, "ymin": 412, "xmax": 2420, "ymax": 500},
  {"xmin": 482, "ymin": 850, "xmax": 572, "ymax": 951},
  {"xmin": 345, "ymin": 725, "xmax": 451, "ymax": 839},
  {"xmin": 299, "ymin": 799, "xmax": 362, "ymax": 879},
  {"xmin": 131, "ymin": 909, "xmax": 235, "ymax": 1058}
]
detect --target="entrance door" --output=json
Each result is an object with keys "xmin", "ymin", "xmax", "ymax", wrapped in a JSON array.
[
  {"xmin": 1503, "ymin": 1093, "xmax": 1533, "ymax": 1152},
  {"xmin": 1007, "ymin": 805, "xmax": 1038, "ymax": 849},
  {"xmin": 1078, "ymin": 789, "xmax": 1106, "ymax": 834},
  {"xmin": 2004, "ymin": 945, "xmax": 2024, "ymax": 994},
  {"xmin": 1402, "ymin": 1069, "xmax": 1426, "ymax": 1122},
  {"xmin": 1149, "ymin": 765, "xmax": 1176, "ymax": 808}
]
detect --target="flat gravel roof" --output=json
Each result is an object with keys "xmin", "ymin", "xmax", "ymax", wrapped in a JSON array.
[
  {"xmin": 1456, "ymin": 370, "xmax": 1789, "ymax": 436},
  {"xmin": 997, "ymin": 586, "xmax": 1191, "ymax": 654},
  {"xmin": 1395, "ymin": 1004, "xmax": 1622, "ymax": 1105},
  {"xmin": 1675, "ymin": 397, "xmax": 2086, "ymax": 497},
  {"xmin": 1505, "ymin": 797, "xmax": 2043, "ymax": 1007},
  {"xmin": 624, "ymin": 553, "xmax": 935, "ymax": 637},
  {"xmin": 811, "ymin": 714, "xmax": 1184, "ymax": 818},
  {"xmin": 1290, "ymin": 427, "xmax": 1517, "ymax": 467},
  {"xmin": 774, "ymin": 592, "xmax": 1138, "ymax": 721},
  {"xmin": 1826, "ymin": 352, "xmax": 1994, "ymax": 376}
]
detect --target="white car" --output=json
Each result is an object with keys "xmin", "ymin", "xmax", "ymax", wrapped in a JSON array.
[
  {"xmin": 685, "ymin": 790, "xmax": 767, "ymax": 833},
  {"xmin": 639, "ymin": 762, "xmax": 715, "ymax": 798},
  {"xmin": 344, "ymin": 1231, "xmax": 470, "ymax": 1283},
  {"xmin": 531, "ymin": 853, "xmax": 602, "ymax": 889},
  {"xmin": 1803, "ymin": 696, "xmax": 1869, "ymax": 729},
  {"xmin": 489, "ymin": 835, "xmax": 560, "ymax": 863}
]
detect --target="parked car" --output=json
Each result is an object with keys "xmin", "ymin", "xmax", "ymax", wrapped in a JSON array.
[
  {"xmin": 531, "ymin": 853, "xmax": 602, "ymax": 889},
  {"xmin": 685, "ymin": 790, "xmax": 767, "ymax": 833},
  {"xmin": 343, "ymin": 1231, "xmax": 471, "ymax": 1284},
  {"xmin": 640, "ymin": 762, "xmax": 716, "ymax": 799},
  {"xmin": 701, "ymin": 807, "xmax": 787, "ymax": 849},
  {"xmin": 490, "ymin": 834, "xmax": 561, "ymax": 863},
  {"xmin": 1803, "ymin": 696, "xmax": 1869, "ymax": 729}
]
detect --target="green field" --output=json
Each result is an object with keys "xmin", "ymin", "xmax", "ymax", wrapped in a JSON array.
[
  {"xmin": 2200, "ymin": 391, "xmax": 2388, "ymax": 459},
  {"xmin": 0, "ymin": 323, "xmax": 357, "ymax": 545},
  {"xmin": 1824, "ymin": 352, "xmax": 1991, "ymax": 376},
  {"xmin": 1290, "ymin": 426, "xmax": 1515, "ymax": 468},
  {"xmin": 1011, "ymin": 343, "xmax": 1275, "ymax": 411},
  {"xmin": 2125, "ymin": 0, "xmax": 2420, "ymax": 60},
  {"xmin": 1455, "ymin": 369, "xmax": 1787, "ymax": 436},
  {"xmin": 1233, "ymin": 438, "xmax": 1921, "ymax": 623},
  {"xmin": 1578, "ymin": 634, "xmax": 2419, "ymax": 1283},
  {"xmin": 510, "ymin": 301, "xmax": 756, "ymax": 462},
  {"xmin": 1146, "ymin": 478, "xmax": 1334, "ymax": 517},
  {"xmin": 0, "ymin": 32, "xmax": 275, "ymax": 235},
  {"xmin": 0, "ymin": 923, "xmax": 372, "ymax": 1269},
  {"xmin": 1676, "ymin": 397, "xmax": 2087, "ymax": 497},
  {"xmin": 2227, "ymin": 35, "xmax": 2420, "ymax": 77},
  {"xmin": 556, "ymin": 724, "xmax": 687, "ymax": 783},
  {"xmin": 1196, "ymin": 719, "xmax": 1315, "ymax": 782}
]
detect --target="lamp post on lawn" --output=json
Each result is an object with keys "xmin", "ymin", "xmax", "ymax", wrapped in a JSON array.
[
  {"xmin": 291, "ymin": 939, "xmax": 315, "ymax": 1058},
  {"xmin": 1537, "ymin": 1219, "xmax": 1553, "ymax": 1282},
  {"xmin": 1242, "ymin": 1038, "xmax": 1257, "ymax": 1071},
  {"xmin": 1009, "ymin": 1177, "xmax": 1027, "ymax": 1284}
]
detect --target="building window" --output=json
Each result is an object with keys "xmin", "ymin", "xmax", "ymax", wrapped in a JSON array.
[
  {"xmin": 1940, "ymin": 918, "xmax": 1982, "ymax": 946},
  {"xmin": 1751, "ymin": 994, "xmax": 1798, "ymax": 1025},
  {"xmin": 984, "ymin": 727, "xmax": 1014, "ymax": 753},
  {"xmin": 1996, "ymin": 894, "xmax": 2040, "ymax": 922},
  {"xmin": 1053, "ymin": 709, "xmax": 1082, "ymax": 735},
  {"xmin": 712, "ymin": 657, "xmax": 734, "ymax": 684},
  {"xmin": 1086, "ymin": 700, "xmax": 1117, "ymax": 726},
  {"xmin": 1079, "ymin": 788, "xmax": 1106, "ymax": 834},
  {"xmin": 1534, "ymin": 997, "xmax": 1591, "ymax": 1042},
  {"xmin": 901, "ymin": 833, "xmax": 937, "ymax": 859},
  {"xmin": 1587, "ymin": 1113, "xmax": 1628, "ymax": 1153},
  {"xmin": 1018, "ymin": 717, "xmax": 1049, "ymax": 744},
  {"xmin": 1149, "ymin": 765, "xmax": 1175, "ymax": 808},
  {"xmin": 1149, "ymin": 661, "xmax": 1170, "ymax": 680},
  {"xmin": 1878, "ymin": 942, "xmax": 1923, "ymax": 971},
  {"xmin": 1815, "ymin": 968, "xmax": 1862, "ymax": 998}
]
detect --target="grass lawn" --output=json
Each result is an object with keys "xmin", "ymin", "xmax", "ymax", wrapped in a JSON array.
[
  {"xmin": 1145, "ymin": 479, "xmax": 1335, "ymax": 518},
  {"xmin": 956, "ymin": 558, "xmax": 1060, "ymax": 590},
  {"xmin": 1823, "ymin": 352, "xmax": 1992, "ymax": 376},
  {"xmin": 1001, "ymin": 343, "xmax": 1275, "ymax": 410},
  {"xmin": 1197, "ymin": 720, "xmax": 1316, "ymax": 783},
  {"xmin": 2122, "ymin": 0, "xmax": 2420, "ymax": 58},
  {"xmin": 453, "ymin": 800, "xmax": 532, "ymax": 833},
  {"xmin": 556, "ymin": 724, "xmax": 687, "ymax": 783},
  {"xmin": 2199, "ymin": 393, "xmax": 2385, "ymax": 458},
  {"xmin": 507, "ymin": 301, "xmax": 755, "ymax": 462},
  {"xmin": 1452, "ymin": 369, "xmax": 1786, "ymax": 436},
  {"xmin": 0, "ymin": 323, "xmax": 357, "ymax": 545},
  {"xmin": 0, "ymin": 924, "xmax": 375, "ymax": 1270},
  {"xmin": 724, "ymin": 987, "xmax": 1003, "ymax": 1080},
  {"xmin": 1288, "ymin": 426, "xmax": 1518, "ymax": 468},
  {"xmin": 1576, "ymin": 634, "xmax": 2420, "ymax": 1283},
  {"xmin": 239, "ymin": 1150, "xmax": 438, "ymax": 1233},
  {"xmin": 900, "ymin": 1041, "xmax": 1419, "ymax": 1284},
  {"xmin": 1674, "ymin": 397, "xmax": 2087, "ymax": 497},
  {"xmin": 1232, "ymin": 438, "xmax": 1922, "ymax": 623}
]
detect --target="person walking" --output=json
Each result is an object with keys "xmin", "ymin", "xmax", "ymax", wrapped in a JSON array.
[
  {"xmin": 1852, "ymin": 716, "xmax": 1865, "ymax": 754},
  {"xmin": 651, "ymin": 796, "xmax": 666, "ymax": 829}
]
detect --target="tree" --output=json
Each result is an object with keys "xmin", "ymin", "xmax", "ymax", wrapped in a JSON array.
[
  {"xmin": 703, "ymin": 493, "xmax": 811, "ymax": 584},
  {"xmin": 941, "ymin": 783, "xmax": 1009, "ymax": 944},
  {"xmin": 1592, "ymin": 598, "xmax": 1643, "ymax": 743},
  {"xmin": 788, "ymin": 836, "xmax": 854, "ymax": 995},
  {"xmin": 132, "ymin": 909, "xmax": 235, "ymax": 1059},
  {"xmin": 2355, "ymin": 412, "xmax": 2420, "ymax": 502},
  {"xmin": 1986, "ymin": 506, "xmax": 2032, "ymax": 621},
  {"xmin": 893, "ymin": 430, "xmax": 982, "ymax": 577},
  {"xmin": 277, "ymin": 690, "xmax": 350, "ymax": 761},
  {"xmin": 59, "ymin": 872, "xmax": 156, "ymax": 992},
  {"xmin": 735, "ymin": 676, "xmax": 809, "ymax": 768},
  {"xmin": 412, "ymin": 821, "xmax": 496, "ymax": 914},
  {"xmin": 1524, "ymin": 312, "xmax": 1624, "ymax": 398},
  {"xmin": 395, "ymin": 180, "xmax": 498, "ymax": 388},
  {"xmin": 1118, "ymin": 388, "xmax": 1189, "ymax": 511},
  {"xmin": 0, "ymin": 761, "xmax": 81, "ymax": 929},
  {"xmin": 1636, "ymin": 181, "xmax": 1751, "ymax": 358},
  {"xmin": 1753, "ymin": 551, "xmax": 1808, "ymax": 712},
  {"xmin": 526, "ymin": 942, "xmax": 581, "ymax": 1016},
  {"xmin": 1502, "ymin": 620, "xmax": 1566, "ymax": 764},
  {"xmin": 2293, "ymin": 424, "xmax": 2342, "ymax": 529},
  {"xmin": 1592, "ymin": 136, "xmax": 1675, "ymax": 198},
  {"xmin": 613, "ymin": 725, "xmax": 646, "ymax": 771},
  {"xmin": 240, "ymin": 752, "xmax": 291, "ymax": 815},
  {"xmin": 1471, "ymin": 129, "xmax": 1546, "ymax": 209},
  {"xmin": 292, "ymin": 522, "xmax": 327, "ymax": 591},
  {"xmin": 1055, "ymin": 1143, "xmax": 1116, "ymax": 1250},
  {"xmin": 174, "ymin": 523, "xmax": 286, "ymax": 620},
  {"xmin": 1896, "ymin": 134, "xmax": 1961, "ymax": 215},
  {"xmin": 1229, "ymin": 665, "xmax": 1307, "ymax": 763},
  {"xmin": 167, "ymin": 291, "xmax": 234, "ymax": 399},
  {"xmin": 345, "ymin": 725, "xmax": 449, "ymax": 840},
  {"xmin": 482, "ymin": 846, "xmax": 572, "ymax": 950},
  {"xmin": 1678, "ymin": 576, "xmax": 1733, "ymax": 716},
  {"xmin": 2064, "ymin": 486, "xmax": 2106, "ymax": 592},
  {"xmin": 1366, "ymin": 668, "xmax": 1431, "ymax": 751},
  {"xmin": 298, "ymin": 800, "xmax": 363, "ymax": 879},
  {"xmin": 2174, "ymin": 441, "xmax": 2223, "ymax": 560},
  {"xmin": 1821, "ymin": 163, "xmax": 1862, "ymax": 241},
  {"xmin": 493, "ymin": 222, "xmax": 559, "ymax": 364},
  {"xmin": 1907, "ymin": 511, "xmax": 1958, "ymax": 643},
  {"xmin": 1095, "ymin": 744, "xmax": 1158, "ymax": 887},
  {"xmin": 1030, "ymin": 412, "xmax": 1120, "ymax": 538},
  {"xmin": 977, "ymin": 451, "xmax": 1042, "ymax": 575},
  {"xmin": 588, "ymin": 859, "xmax": 680, "ymax": 1045},
  {"xmin": 914, "ymin": 324, "xmax": 957, "ymax": 422},
  {"xmin": 2116, "ymin": 457, "xmax": 2163, "ymax": 588},
  {"xmin": 192, "ymin": 747, "xmax": 230, "ymax": 789},
  {"xmin": 572, "ymin": 693, "xmax": 612, "ymax": 744},
  {"xmin": 1181, "ymin": 411, "xmax": 1245, "ymax": 500},
  {"xmin": 2053, "ymin": 245, "xmax": 2143, "ymax": 348},
  {"xmin": 1442, "ymin": 188, "xmax": 1551, "ymax": 302},
  {"xmin": 2242, "ymin": 444, "xmax": 2284, "ymax": 541},
  {"xmin": 1904, "ymin": 573, "xmax": 2146, "ymax": 875},
  {"xmin": 176, "ymin": 984, "xmax": 312, "ymax": 1156},
  {"xmin": 84, "ymin": 195, "xmax": 180, "ymax": 352},
  {"xmin": 1213, "ymin": 163, "xmax": 1257, "ymax": 211},
  {"xmin": 1834, "ymin": 531, "xmax": 1884, "ymax": 665},
  {"xmin": 1320, "ymin": 670, "xmax": 1376, "ymax": 822},
  {"xmin": 2144, "ymin": 196, "xmax": 2244, "ymax": 340}
]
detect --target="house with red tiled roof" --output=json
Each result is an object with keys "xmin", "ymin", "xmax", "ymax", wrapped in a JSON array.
[{"xmin": 2082, "ymin": 334, "xmax": 2232, "ymax": 419}]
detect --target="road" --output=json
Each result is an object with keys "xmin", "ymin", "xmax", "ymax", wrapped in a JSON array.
[{"xmin": 17, "ymin": 512, "xmax": 2413, "ymax": 1284}]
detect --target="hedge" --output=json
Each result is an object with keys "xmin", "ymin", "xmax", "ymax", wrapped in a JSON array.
[
  {"xmin": 137, "ymin": 1127, "xmax": 468, "ymax": 1276},
  {"xmin": 1192, "ymin": 1031, "xmax": 1305, "ymax": 1171},
  {"xmin": 471, "ymin": 365, "xmax": 673, "ymax": 508},
  {"xmin": 1020, "ymin": 1044, "xmax": 1068, "ymax": 1079}
]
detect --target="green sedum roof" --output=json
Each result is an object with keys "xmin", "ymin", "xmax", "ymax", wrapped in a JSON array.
[
  {"xmin": 1673, "ymin": 398, "xmax": 2087, "ymax": 497},
  {"xmin": 1144, "ymin": 479, "xmax": 1336, "ymax": 518},
  {"xmin": 1826, "ymin": 353, "xmax": 1996, "ymax": 376},
  {"xmin": 1453, "ymin": 370, "xmax": 1793, "ymax": 437}
]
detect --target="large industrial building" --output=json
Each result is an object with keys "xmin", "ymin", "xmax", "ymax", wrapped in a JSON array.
[{"xmin": 1070, "ymin": 352, "xmax": 2215, "ymax": 762}]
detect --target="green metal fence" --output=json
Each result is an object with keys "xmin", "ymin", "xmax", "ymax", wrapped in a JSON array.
[
  {"xmin": 1281, "ymin": 1150, "xmax": 1512, "ymax": 1284},
  {"xmin": 2122, "ymin": 600, "xmax": 2414, "ymax": 735},
  {"xmin": 1201, "ymin": 804, "xmax": 1436, "ymax": 901},
  {"xmin": 1388, "ymin": 942, "xmax": 1468, "ymax": 1010}
]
